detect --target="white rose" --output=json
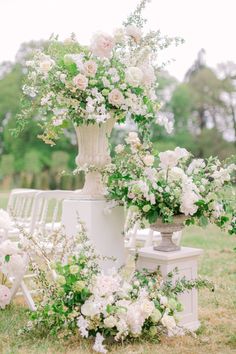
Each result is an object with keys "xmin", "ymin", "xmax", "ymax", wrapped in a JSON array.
[
  {"xmin": 125, "ymin": 67, "xmax": 143, "ymax": 87},
  {"xmin": 90, "ymin": 32, "xmax": 115, "ymax": 58},
  {"xmin": 161, "ymin": 313, "xmax": 176, "ymax": 330},
  {"xmin": 108, "ymin": 89, "xmax": 124, "ymax": 107},
  {"xmin": 143, "ymin": 155, "xmax": 155, "ymax": 167},
  {"xmin": 39, "ymin": 58, "xmax": 55, "ymax": 75},
  {"xmin": 115, "ymin": 144, "xmax": 124, "ymax": 154},
  {"xmin": 73, "ymin": 74, "xmax": 88, "ymax": 90},
  {"xmin": 104, "ymin": 315, "xmax": 117, "ymax": 328},
  {"xmin": 83, "ymin": 60, "xmax": 97, "ymax": 77},
  {"xmin": 126, "ymin": 25, "xmax": 142, "ymax": 43}
]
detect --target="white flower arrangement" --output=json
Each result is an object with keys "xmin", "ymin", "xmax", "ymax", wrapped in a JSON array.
[
  {"xmin": 18, "ymin": 221, "xmax": 211, "ymax": 353},
  {"xmin": 16, "ymin": 0, "xmax": 183, "ymax": 145},
  {"xmin": 0, "ymin": 233, "xmax": 27, "ymax": 309},
  {"xmin": 103, "ymin": 133, "xmax": 236, "ymax": 234}
]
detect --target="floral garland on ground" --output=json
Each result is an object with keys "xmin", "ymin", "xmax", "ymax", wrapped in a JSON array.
[
  {"xmin": 15, "ymin": 0, "xmax": 181, "ymax": 144},
  {"xmin": 102, "ymin": 133, "xmax": 236, "ymax": 233},
  {"xmin": 0, "ymin": 209, "xmax": 27, "ymax": 309},
  {"xmin": 11, "ymin": 222, "xmax": 211, "ymax": 353}
]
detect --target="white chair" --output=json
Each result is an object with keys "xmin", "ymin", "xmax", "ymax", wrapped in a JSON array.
[
  {"xmin": 10, "ymin": 190, "xmax": 79, "ymax": 310},
  {"xmin": 0, "ymin": 189, "xmax": 40, "ymax": 242}
]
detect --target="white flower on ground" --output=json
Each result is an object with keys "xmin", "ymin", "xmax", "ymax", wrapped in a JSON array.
[
  {"xmin": 161, "ymin": 313, "xmax": 176, "ymax": 330},
  {"xmin": 0, "ymin": 285, "xmax": 11, "ymax": 309},
  {"xmin": 0, "ymin": 240, "xmax": 19, "ymax": 256},
  {"xmin": 83, "ymin": 60, "xmax": 97, "ymax": 77},
  {"xmin": 90, "ymin": 33, "xmax": 115, "ymax": 58},
  {"xmin": 92, "ymin": 272, "xmax": 121, "ymax": 297},
  {"xmin": 104, "ymin": 315, "xmax": 117, "ymax": 328},
  {"xmin": 108, "ymin": 89, "xmax": 124, "ymax": 107},
  {"xmin": 81, "ymin": 300, "xmax": 101, "ymax": 318},
  {"xmin": 73, "ymin": 74, "xmax": 88, "ymax": 90},
  {"xmin": 125, "ymin": 67, "xmax": 143, "ymax": 87},
  {"xmin": 93, "ymin": 333, "xmax": 107, "ymax": 353},
  {"xmin": 0, "ymin": 209, "xmax": 11, "ymax": 230},
  {"xmin": 77, "ymin": 315, "xmax": 89, "ymax": 338},
  {"xmin": 126, "ymin": 25, "xmax": 142, "ymax": 43}
]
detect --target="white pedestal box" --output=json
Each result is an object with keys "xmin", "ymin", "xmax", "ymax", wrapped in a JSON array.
[
  {"xmin": 136, "ymin": 246, "xmax": 203, "ymax": 331},
  {"xmin": 62, "ymin": 199, "xmax": 125, "ymax": 271}
]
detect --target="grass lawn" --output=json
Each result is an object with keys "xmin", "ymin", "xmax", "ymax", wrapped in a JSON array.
[{"xmin": 0, "ymin": 192, "xmax": 236, "ymax": 353}]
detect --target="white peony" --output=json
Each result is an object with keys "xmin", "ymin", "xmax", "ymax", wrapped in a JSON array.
[
  {"xmin": 0, "ymin": 285, "xmax": 11, "ymax": 309},
  {"xmin": 143, "ymin": 154, "xmax": 155, "ymax": 167},
  {"xmin": 81, "ymin": 300, "xmax": 101, "ymax": 318},
  {"xmin": 38, "ymin": 57, "xmax": 55, "ymax": 75},
  {"xmin": 0, "ymin": 209, "xmax": 11, "ymax": 230},
  {"xmin": 108, "ymin": 89, "xmax": 124, "ymax": 107},
  {"xmin": 126, "ymin": 25, "xmax": 142, "ymax": 43},
  {"xmin": 83, "ymin": 60, "xmax": 97, "ymax": 77},
  {"xmin": 125, "ymin": 67, "xmax": 143, "ymax": 87},
  {"xmin": 90, "ymin": 32, "xmax": 115, "ymax": 58}
]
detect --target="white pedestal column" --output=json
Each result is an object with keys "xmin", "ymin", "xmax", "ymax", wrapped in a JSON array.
[
  {"xmin": 136, "ymin": 246, "xmax": 203, "ymax": 331},
  {"xmin": 62, "ymin": 199, "xmax": 125, "ymax": 271}
]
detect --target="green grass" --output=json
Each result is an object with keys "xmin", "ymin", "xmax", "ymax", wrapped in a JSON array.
[{"xmin": 0, "ymin": 192, "xmax": 236, "ymax": 353}]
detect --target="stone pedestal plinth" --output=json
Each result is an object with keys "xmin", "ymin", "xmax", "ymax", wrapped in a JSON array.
[
  {"xmin": 62, "ymin": 199, "xmax": 125, "ymax": 271},
  {"xmin": 136, "ymin": 246, "xmax": 203, "ymax": 331}
]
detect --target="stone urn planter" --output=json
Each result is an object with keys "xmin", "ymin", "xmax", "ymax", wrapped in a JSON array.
[
  {"xmin": 75, "ymin": 118, "xmax": 116, "ymax": 199},
  {"xmin": 151, "ymin": 215, "xmax": 187, "ymax": 252}
]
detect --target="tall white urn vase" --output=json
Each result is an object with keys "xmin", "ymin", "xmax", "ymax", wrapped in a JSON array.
[{"xmin": 75, "ymin": 118, "xmax": 116, "ymax": 199}]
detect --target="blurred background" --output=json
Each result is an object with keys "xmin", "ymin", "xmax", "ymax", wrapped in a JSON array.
[{"xmin": 0, "ymin": 0, "xmax": 236, "ymax": 191}]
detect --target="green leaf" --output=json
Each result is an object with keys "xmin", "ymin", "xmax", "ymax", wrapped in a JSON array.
[{"xmin": 5, "ymin": 255, "xmax": 10, "ymax": 263}]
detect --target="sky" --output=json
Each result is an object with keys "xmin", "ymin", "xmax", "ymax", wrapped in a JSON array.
[{"xmin": 0, "ymin": 0, "xmax": 236, "ymax": 80}]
